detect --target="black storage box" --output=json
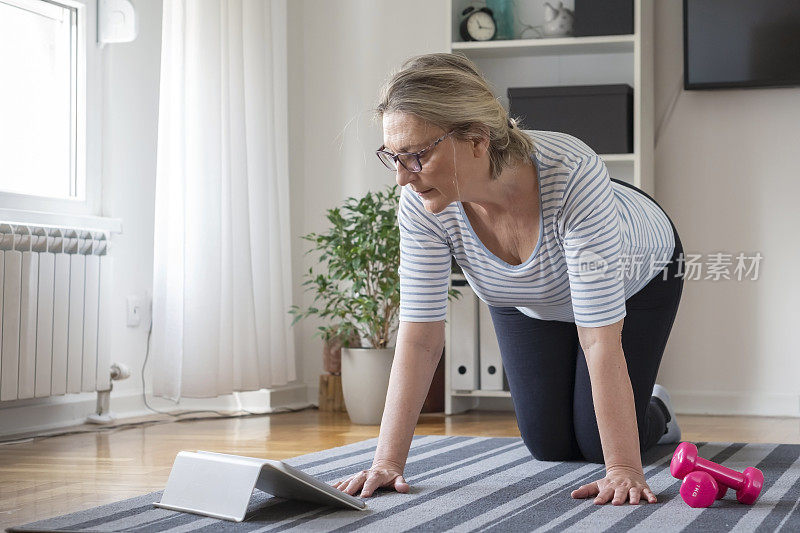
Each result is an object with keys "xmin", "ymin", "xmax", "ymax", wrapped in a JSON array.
[
  {"xmin": 508, "ymin": 84, "xmax": 633, "ymax": 154},
  {"xmin": 573, "ymin": 0, "xmax": 634, "ymax": 37}
]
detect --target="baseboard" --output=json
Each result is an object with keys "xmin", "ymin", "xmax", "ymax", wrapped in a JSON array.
[
  {"xmin": 308, "ymin": 384, "xmax": 800, "ymax": 418},
  {"xmin": 671, "ymin": 390, "xmax": 800, "ymax": 418},
  {"xmin": 234, "ymin": 383, "xmax": 312, "ymax": 412},
  {"xmin": 0, "ymin": 383, "xmax": 311, "ymax": 439},
  {"xmin": 473, "ymin": 396, "xmax": 515, "ymax": 411},
  {"xmin": 469, "ymin": 392, "xmax": 800, "ymax": 417},
  {"xmin": 307, "ymin": 382, "xmax": 515, "ymax": 414},
  {"xmin": 0, "ymin": 390, "xmax": 147, "ymax": 438},
  {"xmin": 307, "ymin": 383, "xmax": 320, "ymax": 407},
  {"xmin": 468, "ymin": 392, "xmax": 800, "ymax": 417}
]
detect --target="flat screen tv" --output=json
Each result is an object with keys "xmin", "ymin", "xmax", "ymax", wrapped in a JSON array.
[{"xmin": 684, "ymin": 0, "xmax": 800, "ymax": 90}]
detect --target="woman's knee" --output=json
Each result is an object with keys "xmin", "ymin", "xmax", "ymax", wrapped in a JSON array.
[
  {"xmin": 572, "ymin": 409, "xmax": 605, "ymax": 463},
  {"xmin": 518, "ymin": 422, "xmax": 578, "ymax": 462},
  {"xmin": 573, "ymin": 418, "xmax": 655, "ymax": 464},
  {"xmin": 576, "ymin": 438, "xmax": 604, "ymax": 464},
  {"xmin": 523, "ymin": 438, "xmax": 575, "ymax": 462}
]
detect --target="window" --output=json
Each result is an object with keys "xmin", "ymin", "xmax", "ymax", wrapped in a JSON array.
[
  {"xmin": 0, "ymin": 0, "xmax": 99, "ymax": 214},
  {"xmin": 0, "ymin": 0, "xmax": 80, "ymax": 199}
]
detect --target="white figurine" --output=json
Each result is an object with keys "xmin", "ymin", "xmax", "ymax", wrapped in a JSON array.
[
  {"xmin": 518, "ymin": 1, "xmax": 575, "ymax": 39},
  {"xmin": 542, "ymin": 2, "xmax": 574, "ymax": 37}
]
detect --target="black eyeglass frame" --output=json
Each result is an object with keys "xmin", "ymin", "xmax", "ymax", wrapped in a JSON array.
[{"xmin": 376, "ymin": 131, "xmax": 455, "ymax": 173}]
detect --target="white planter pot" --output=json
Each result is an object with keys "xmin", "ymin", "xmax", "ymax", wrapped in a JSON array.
[{"xmin": 341, "ymin": 347, "xmax": 395, "ymax": 425}]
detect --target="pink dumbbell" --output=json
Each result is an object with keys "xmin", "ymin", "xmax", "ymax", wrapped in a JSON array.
[
  {"xmin": 671, "ymin": 442, "xmax": 764, "ymax": 504},
  {"xmin": 680, "ymin": 471, "xmax": 720, "ymax": 508}
]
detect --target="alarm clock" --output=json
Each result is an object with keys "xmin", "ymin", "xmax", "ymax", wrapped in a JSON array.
[{"xmin": 459, "ymin": 6, "xmax": 497, "ymax": 42}]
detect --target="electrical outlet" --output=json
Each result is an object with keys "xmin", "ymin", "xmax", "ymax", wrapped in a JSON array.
[{"xmin": 126, "ymin": 295, "xmax": 142, "ymax": 327}]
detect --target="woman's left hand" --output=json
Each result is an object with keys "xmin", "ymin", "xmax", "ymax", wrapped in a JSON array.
[{"xmin": 570, "ymin": 465, "xmax": 658, "ymax": 505}]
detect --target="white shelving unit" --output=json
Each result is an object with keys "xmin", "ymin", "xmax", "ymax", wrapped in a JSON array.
[
  {"xmin": 451, "ymin": 34, "xmax": 635, "ymax": 57},
  {"xmin": 444, "ymin": 0, "xmax": 654, "ymax": 415}
]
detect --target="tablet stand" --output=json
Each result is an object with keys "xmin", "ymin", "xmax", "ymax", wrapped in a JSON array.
[{"xmin": 154, "ymin": 450, "xmax": 364, "ymax": 522}]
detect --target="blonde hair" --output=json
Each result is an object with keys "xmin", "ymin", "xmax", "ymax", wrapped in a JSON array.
[{"xmin": 375, "ymin": 53, "xmax": 535, "ymax": 180}]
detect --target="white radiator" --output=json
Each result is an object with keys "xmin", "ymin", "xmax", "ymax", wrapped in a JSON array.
[{"xmin": 0, "ymin": 223, "xmax": 113, "ymax": 402}]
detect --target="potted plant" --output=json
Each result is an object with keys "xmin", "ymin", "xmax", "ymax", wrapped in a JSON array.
[
  {"xmin": 289, "ymin": 185, "xmax": 399, "ymax": 424},
  {"xmin": 289, "ymin": 185, "xmax": 458, "ymax": 424}
]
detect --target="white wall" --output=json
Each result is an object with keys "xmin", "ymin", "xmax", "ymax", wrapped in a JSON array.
[
  {"xmin": 287, "ymin": 0, "xmax": 450, "ymax": 403},
  {"xmin": 653, "ymin": 2, "xmax": 800, "ymax": 416},
  {"xmin": 99, "ymin": 0, "xmax": 162, "ymax": 403}
]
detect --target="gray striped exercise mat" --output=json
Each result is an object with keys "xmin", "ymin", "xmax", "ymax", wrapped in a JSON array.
[{"xmin": 7, "ymin": 436, "xmax": 800, "ymax": 532}]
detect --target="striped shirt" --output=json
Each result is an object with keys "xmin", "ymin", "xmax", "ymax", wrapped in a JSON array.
[{"xmin": 397, "ymin": 130, "xmax": 676, "ymax": 327}]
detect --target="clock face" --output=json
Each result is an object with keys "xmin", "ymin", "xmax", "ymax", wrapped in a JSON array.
[{"xmin": 467, "ymin": 11, "xmax": 496, "ymax": 41}]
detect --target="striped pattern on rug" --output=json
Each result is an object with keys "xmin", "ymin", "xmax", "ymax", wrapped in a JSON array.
[{"xmin": 7, "ymin": 436, "xmax": 800, "ymax": 532}]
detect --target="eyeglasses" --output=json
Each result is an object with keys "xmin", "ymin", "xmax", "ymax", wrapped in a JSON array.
[{"xmin": 376, "ymin": 131, "xmax": 454, "ymax": 173}]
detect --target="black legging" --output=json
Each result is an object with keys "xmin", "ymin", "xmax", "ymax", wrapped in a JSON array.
[{"xmin": 487, "ymin": 178, "xmax": 684, "ymax": 463}]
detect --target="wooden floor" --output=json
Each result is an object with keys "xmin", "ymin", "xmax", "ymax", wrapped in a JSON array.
[{"xmin": 1, "ymin": 408, "xmax": 799, "ymax": 528}]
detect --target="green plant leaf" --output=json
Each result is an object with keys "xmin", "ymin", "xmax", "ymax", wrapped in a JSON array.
[{"xmin": 287, "ymin": 184, "xmax": 456, "ymax": 346}]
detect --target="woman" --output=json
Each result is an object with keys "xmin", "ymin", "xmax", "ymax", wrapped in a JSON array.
[{"xmin": 333, "ymin": 53, "xmax": 684, "ymax": 506}]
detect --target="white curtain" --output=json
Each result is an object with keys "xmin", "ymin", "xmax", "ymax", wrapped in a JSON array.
[{"xmin": 152, "ymin": 0, "xmax": 295, "ymax": 400}]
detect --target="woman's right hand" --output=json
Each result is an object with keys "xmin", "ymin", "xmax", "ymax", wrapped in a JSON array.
[{"xmin": 332, "ymin": 463, "xmax": 410, "ymax": 498}]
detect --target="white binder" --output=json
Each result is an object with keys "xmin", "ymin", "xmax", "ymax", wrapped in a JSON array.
[
  {"xmin": 449, "ymin": 277, "xmax": 479, "ymax": 391},
  {"xmin": 478, "ymin": 300, "xmax": 505, "ymax": 391}
]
